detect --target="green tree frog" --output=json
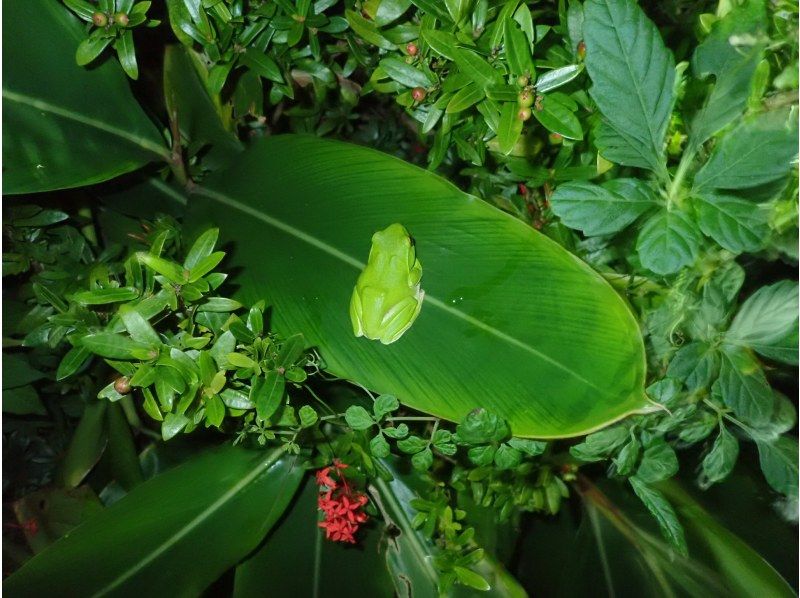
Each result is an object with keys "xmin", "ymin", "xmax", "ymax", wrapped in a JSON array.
[{"xmin": 350, "ymin": 223, "xmax": 424, "ymax": 345}]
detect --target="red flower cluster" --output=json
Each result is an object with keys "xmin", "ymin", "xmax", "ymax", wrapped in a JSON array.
[{"xmin": 315, "ymin": 459, "xmax": 369, "ymax": 544}]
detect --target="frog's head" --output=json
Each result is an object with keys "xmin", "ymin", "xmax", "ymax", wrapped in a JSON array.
[{"xmin": 371, "ymin": 223, "xmax": 412, "ymax": 250}]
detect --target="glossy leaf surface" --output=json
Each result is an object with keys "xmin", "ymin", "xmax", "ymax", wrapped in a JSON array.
[
  {"xmin": 187, "ymin": 136, "xmax": 648, "ymax": 438},
  {"xmin": 3, "ymin": 0, "xmax": 167, "ymax": 194},
  {"xmin": 4, "ymin": 445, "xmax": 302, "ymax": 597}
]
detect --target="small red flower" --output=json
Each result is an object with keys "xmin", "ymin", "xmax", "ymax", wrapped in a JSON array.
[{"xmin": 315, "ymin": 460, "xmax": 369, "ymax": 544}]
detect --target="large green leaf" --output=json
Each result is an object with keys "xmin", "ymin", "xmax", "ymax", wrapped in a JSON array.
[
  {"xmin": 519, "ymin": 477, "xmax": 794, "ymax": 597},
  {"xmin": 3, "ymin": 0, "xmax": 168, "ymax": 194},
  {"xmin": 584, "ymin": 0, "xmax": 674, "ymax": 176},
  {"xmin": 659, "ymin": 480, "xmax": 795, "ymax": 597},
  {"xmin": 4, "ymin": 445, "xmax": 302, "ymax": 597},
  {"xmin": 186, "ymin": 136, "xmax": 648, "ymax": 438}
]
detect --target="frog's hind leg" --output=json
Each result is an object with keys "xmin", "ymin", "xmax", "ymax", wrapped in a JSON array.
[{"xmin": 379, "ymin": 296, "xmax": 423, "ymax": 345}]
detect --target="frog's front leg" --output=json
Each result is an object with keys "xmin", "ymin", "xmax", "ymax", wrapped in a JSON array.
[{"xmin": 378, "ymin": 293, "xmax": 423, "ymax": 345}]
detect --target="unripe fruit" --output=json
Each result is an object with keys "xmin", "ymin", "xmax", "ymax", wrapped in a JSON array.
[
  {"xmin": 406, "ymin": 42, "xmax": 418, "ymax": 56},
  {"xmin": 114, "ymin": 376, "xmax": 131, "ymax": 394},
  {"xmin": 518, "ymin": 89, "xmax": 534, "ymax": 107},
  {"xmin": 516, "ymin": 74, "xmax": 529, "ymax": 88},
  {"xmin": 114, "ymin": 12, "xmax": 129, "ymax": 26},
  {"xmin": 549, "ymin": 132, "xmax": 563, "ymax": 144},
  {"xmin": 577, "ymin": 41, "xmax": 586, "ymax": 60},
  {"xmin": 411, "ymin": 87, "xmax": 426, "ymax": 102},
  {"xmin": 92, "ymin": 11, "xmax": 108, "ymax": 27},
  {"xmin": 518, "ymin": 107, "xmax": 532, "ymax": 121}
]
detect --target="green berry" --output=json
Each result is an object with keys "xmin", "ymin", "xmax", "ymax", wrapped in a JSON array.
[
  {"xmin": 518, "ymin": 107, "xmax": 532, "ymax": 121},
  {"xmin": 411, "ymin": 87, "xmax": 426, "ymax": 102},
  {"xmin": 114, "ymin": 12, "xmax": 129, "ymax": 26},
  {"xmin": 518, "ymin": 89, "xmax": 534, "ymax": 108},
  {"xmin": 91, "ymin": 11, "xmax": 108, "ymax": 27},
  {"xmin": 516, "ymin": 75, "xmax": 529, "ymax": 88}
]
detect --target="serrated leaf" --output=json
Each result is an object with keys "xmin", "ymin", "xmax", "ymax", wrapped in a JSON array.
[
  {"xmin": 688, "ymin": 0, "xmax": 768, "ymax": 149},
  {"xmin": 695, "ymin": 193, "xmax": 768, "ymax": 253},
  {"xmin": 667, "ymin": 342, "xmax": 720, "ymax": 391},
  {"xmin": 551, "ymin": 178, "xmax": 656, "ymax": 236},
  {"xmin": 755, "ymin": 436, "xmax": 799, "ymax": 500},
  {"xmin": 716, "ymin": 347, "xmax": 774, "ymax": 427},
  {"xmin": 570, "ymin": 426, "xmax": 628, "ymax": 462},
  {"xmin": 629, "ymin": 477, "xmax": 687, "ymax": 555},
  {"xmin": 693, "ymin": 109, "xmax": 799, "ymax": 191},
  {"xmin": 635, "ymin": 441, "xmax": 678, "ymax": 483},
  {"xmin": 699, "ymin": 425, "xmax": 738, "ymax": 488},
  {"xmin": 636, "ymin": 209, "xmax": 701, "ymax": 275},
  {"xmin": 584, "ymin": 0, "xmax": 675, "ymax": 175}
]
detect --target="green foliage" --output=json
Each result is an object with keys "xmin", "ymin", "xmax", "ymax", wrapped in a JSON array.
[{"xmin": 2, "ymin": 0, "xmax": 798, "ymax": 595}]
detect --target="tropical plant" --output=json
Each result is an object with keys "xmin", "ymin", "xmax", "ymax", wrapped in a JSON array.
[{"xmin": 3, "ymin": 0, "xmax": 797, "ymax": 596}]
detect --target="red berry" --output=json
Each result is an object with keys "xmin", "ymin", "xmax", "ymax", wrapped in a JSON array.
[
  {"xmin": 577, "ymin": 41, "xmax": 586, "ymax": 60},
  {"xmin": 411, "ymin": 87, "xmax": 426, "ymax": 102},
  {"xmin": 92, "ymin": 12, "xmax": 108, "ymax": 27},
  {"xmin": 406, "ymin": 42, "xmax": 419, "ymax": 56}
]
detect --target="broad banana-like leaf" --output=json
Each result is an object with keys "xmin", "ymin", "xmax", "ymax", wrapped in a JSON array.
[
  {"xmin": 4, "ymin": 445, "xmax": 302, "ymax": 597},
  {"xmin": 187, "ymin": 135, "xmax": 648, "ymax": 437},
  {"xmin": 3, "ymin": 1, "xmax": 167, "ymax": 194}
]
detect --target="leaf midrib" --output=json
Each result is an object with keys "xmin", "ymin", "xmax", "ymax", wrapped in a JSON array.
[
  {"xmin": 193, "ymin": 185, "xmax": 608, "ymax": 396},
  {"xmin": 3, "ymin": 89, "xmax": 169, "ymax": 160},
  {"xmin": 92, "ymin": 447, "xmax": 286, "ymax": 597}
]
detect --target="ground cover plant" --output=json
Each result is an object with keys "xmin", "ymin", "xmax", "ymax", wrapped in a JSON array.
[{"xmin": 2, "ymin": 0, "xmax": 798, "ymax": 595}]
